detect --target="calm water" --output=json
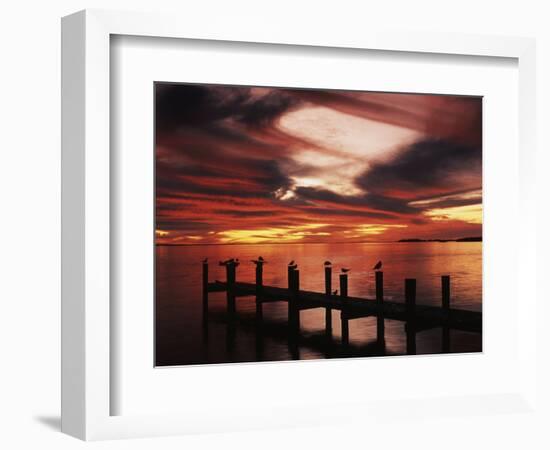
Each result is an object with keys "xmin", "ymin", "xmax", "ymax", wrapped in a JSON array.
[{"xmin": 155, "ymin": 242, "xmax": 482, "ymax": 366}]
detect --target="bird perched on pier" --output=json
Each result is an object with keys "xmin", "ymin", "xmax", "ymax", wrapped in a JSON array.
[
  {"xmin": 288, "ymin": 260, "xmax": 295, "ymax": 266},
  {"xmin": 258, "ymin": 256, "xmax": 265, "ymax": 262},
  {"xmin": 332, "ymin": 289, "xmax": 338, "ymax": 296},
  {"xmin": 219, "ymin": 258, "xmax": 235, "ymax": 266},
  {"xmin": 250, "ymin": 258, "xmax": 266, "ymax": 265},
  {"xmin": 324, "ymin": 261, "xmax": 332, "ymax": 266},
  {"xmin": 202, "ymin": 258, "xmax": 208, "ymax": 263},
  {"xmin": 341, "ymin": 268, "xmax": 351, "ymax": 273},
  {"xmin": 373, "ymin": 260, "xmax": 382, "ymax": 271}
]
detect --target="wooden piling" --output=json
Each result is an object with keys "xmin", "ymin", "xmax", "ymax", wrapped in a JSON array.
[
  {"xmin": 405, "ymin": 278, "xmax": 417, "ymax": 355},
  {"xmin": 442, "ymin": 275, "xmax": 451, "ymax": 353},
  {"xmin": 226, "ymin": 263, "xmax": 236, "ymax": 316},
  {"xmin": 255, "ymin": 263, "xmax": 264, "ymax": 322},
  {"xmin": 287, "ymin": 266, "xmax": 296, "ymax": 290},
  {"xmin": 288, "ymin": 267, "xmax": 300, "ymax": 336},
  {"xmin": 293, "ymin": 269, "xmax": 300, "ymax": 292},
  {"xmin": 325, "ymin": 266, "xmax": 332, "ymax": 338},
  {"xmin": 202, "ymin": 261, "xmax": 209, "ymax": 318},
  {"xmin": 375, "ymin": 271, "xmax": 385, "ymax": 348},
  {"xmin": 340, "ymin": 273, "xmax": 349, "ymax": 346}
]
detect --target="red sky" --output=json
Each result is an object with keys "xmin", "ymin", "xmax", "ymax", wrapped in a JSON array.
[{"xmin": 155, "ymin": 84, "xmax": 482, "ymax": 245}]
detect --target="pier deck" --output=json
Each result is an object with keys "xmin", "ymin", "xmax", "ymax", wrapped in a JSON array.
[{"xmin": 202, "ymin": 261, "xmax": 482, "ymax": 355}]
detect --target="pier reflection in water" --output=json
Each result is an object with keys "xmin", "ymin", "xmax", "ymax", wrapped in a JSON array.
[{"xmin": 155, "ymin": 242, "xmax": 482, "ymax": 367}]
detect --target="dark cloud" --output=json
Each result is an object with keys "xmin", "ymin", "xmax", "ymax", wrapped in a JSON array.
[
  {"xmin": 356, "ymin": 138, "xmax": 481, "ymax": 196},
  {"xmin": 295, "ymin": 186, "xmax": 415, "ymax": 215},
  {"xmin": 410, "ymin": 194, "xmax": 482, "ymax": 210},
  {"xmin": 303, "ymin": 207, "xmax": 396, "ymax": 220},
  {"xmin": 213, "ymin": 209, "xmax": 276, "ymax": 218},
  {"xmin": 155, "ymin": 219, "xmax": 213, "ymax": 232},
  {"xmin": 362, "ymin": 194, "xmax": 415, "ymax": 214},
  {"xmin": 155, "ymin": 83, "xmax": 300, "ymax": 132},
  {"xmin": 156, "ymin": 157, "xmax": 292, "ymax": 199}
]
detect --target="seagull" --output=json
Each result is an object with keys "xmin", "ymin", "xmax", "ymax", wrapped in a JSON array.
[
  {"xmin": 333, "ymin": 289, "xmax": 338, "ymax": 296},
  {"xmin": 219, "ymin": 258, "xmax": 235, "ymax": 266},
  {"xmin": 251, "ymin": 259, "xmax": 266, "ymax": 265},
  {"xmin": 288, "ymin": 260, "xmax": 295, "ymax": 266},
  {"xmin": 288, "ymin": 264, "xmax": 298, "ymax": 270},
  {"xmin": 324, "ymin": 261, "xmax": 332, "ymax": 266},
  {"xmin": 373, "ymin": 260, "xmax": 382, "ymax": 271},
  {"xmin": 258, "ymin": 256, "xmax": 264, "ymax": 261},
  {"xmin": 202, "ymin": 258, "xmax": 208, "ymax": 263},
  {"xmin": 341, "ymin": 268, "xmax": 351, "ymax": 273}
]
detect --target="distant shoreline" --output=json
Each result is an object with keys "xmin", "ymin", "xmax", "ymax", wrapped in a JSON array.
[
  {"xmin": 156, "ymin": 237, "xmax": 482, "ymax": 247},
  {"xmin": 397, "ymin": 236, "xmax": 482, "ymax": 243}
]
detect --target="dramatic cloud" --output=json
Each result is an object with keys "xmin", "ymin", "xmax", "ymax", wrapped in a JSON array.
[
  {"xmin": 155, "ymin": 83, "xmax": 482, "ymax": 244},
  {"xmin": 356, "ymin": 138, "xmax": 481, "ymax": 198}
]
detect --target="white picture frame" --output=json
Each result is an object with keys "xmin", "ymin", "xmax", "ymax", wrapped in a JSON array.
[{"xmin": 61, "ymin": 9, "xmax": 537, "ymax": 441}]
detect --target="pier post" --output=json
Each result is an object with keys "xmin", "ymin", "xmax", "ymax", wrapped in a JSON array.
[
  {"xmin": 325, "ymin": 266, "xmax": 332, "ymax": 338},
  {"xmin": 287, "ymin": 265, "xmax": 294, "ymax": 289},
  {"xmin": 405, "ymin": 278, "xmax": 417, "ymax": 355},
  {"xmin": 287, "ymin": 267, "xmax": 296, "ymax": 334},
  {"xmin": 442, "ymin": 275, "xmax": 451, "ymax": 353},
  {"xmin": 287, "ymin": 268, "xmax": 300, "ymax": 357},
  {"xmin": 375, "ymin": 271, "xmax": 385, "ymax": 349},
  {"xmin": 255, "ymin": 263, "xmax": 264, "ymax": 323},
  {"xmin": 340, "ymin": 273, "xmax": 349, "ymax": 346},
  {"xmin": 201, "ymin": 261, "xmax": 209, "ymax": 341},
  {"xmin": 255, "ymin": 263, "xmax": 265, "ymax": 360},
  {"xmin": 202, "ymin": 261, "xmax": 209, "ymax": 318},
  {"xmin": 226, "ymin": 263, "xmax": 236, "ymax": 316},
  {"xmin": 287, "ymin": 267, "xmax": 300, "ymax": 336}
]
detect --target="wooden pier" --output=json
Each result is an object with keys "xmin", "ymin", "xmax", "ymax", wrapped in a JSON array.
[{"xmin": 202, "ymin": 261, "xmax": 482, "ymax": 355}]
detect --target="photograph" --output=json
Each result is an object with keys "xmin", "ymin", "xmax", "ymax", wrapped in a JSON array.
[{"xmin": 154, "ymin": 83, "xmax": 482, "ymax": 366}]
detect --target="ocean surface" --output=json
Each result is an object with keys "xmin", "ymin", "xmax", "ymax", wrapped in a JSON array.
[{"xmin": 155, "ymin": 242, "xmax": 482, "ymax": 366}]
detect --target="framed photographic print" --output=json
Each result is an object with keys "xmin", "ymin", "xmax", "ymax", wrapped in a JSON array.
[
  {"xmin": 154, "ymin": 82, "xmax": 483, "ymax": 367},
  {"xmin": 62, "ymin": 9, "xmax": 537, "ymax": 441}
]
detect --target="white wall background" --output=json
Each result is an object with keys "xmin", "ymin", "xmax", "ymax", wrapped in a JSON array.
[{"xmin": 0, "ymin": 1, "xmax": 548, "ymax": 449}]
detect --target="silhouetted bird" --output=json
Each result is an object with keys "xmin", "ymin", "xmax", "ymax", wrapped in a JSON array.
[
  {"xmin": 324, "ymin": 261, "xmax": 332, "ymax": 266},
  {"xmin": 341, "ymin": 268, "xmax": 351, "ymax": 273},
  {"xmin": 251, "ymin": 259, "xmax": 266, "ymax": 265},
  {"xmin": 288, "ymin": 260, "xmax": 295, "ymax": 266},
  {"xmin": 202, "ymin": 258, "xmax": 208, "ymax": 263},
  {"xmin": 219, "ymin": 258, "xmax": 235, "ymax": 266},
  {"xmin": 333, "ymin": 289, "xmax": 338, "ymax": 295},
  {"xmin": 258, "ymin": 256, "xmax": 264, "ymax": 261},
  {"xmin": 288, "ymin": 264, "xmax": 298, "ymax": 270},
  {"xmin": 373, "ymin": 260, "xmax": 382, "ymax": 271}
]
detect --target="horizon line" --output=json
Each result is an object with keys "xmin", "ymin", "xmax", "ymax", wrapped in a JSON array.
[{"xmin": 155, "ymin": 236, "xmax": 482, "ymax": 247}]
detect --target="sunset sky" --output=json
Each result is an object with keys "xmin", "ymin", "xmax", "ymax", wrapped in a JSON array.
[{"xmin": 155, "ymin": 84, "xmax": 482, "ymax": 245}]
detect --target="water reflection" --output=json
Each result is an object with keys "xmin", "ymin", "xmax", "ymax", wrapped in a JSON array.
[{"xmin": 156, "ymin": 242, "xmax": 482, "ymax": 366}]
